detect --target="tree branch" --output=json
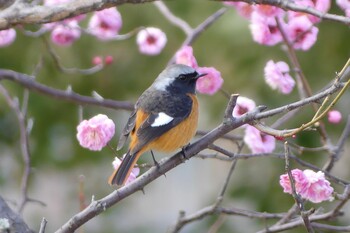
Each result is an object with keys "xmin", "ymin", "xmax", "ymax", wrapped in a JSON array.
[
  {"xmin": 0, "ymin": 69, "xmax": 134, "ymax": 111},
  {"xmin": 220, "ymin": 0, "xmax": 350, "ymax": 25},
  {"xmin": 0, "ymin": 0, "xmax": 157, "ymax": 30}
]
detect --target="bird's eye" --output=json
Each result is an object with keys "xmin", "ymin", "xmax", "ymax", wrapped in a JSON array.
[{"xmin": 178, "ymin": 74, "xmax": 186, "ymax": 80}]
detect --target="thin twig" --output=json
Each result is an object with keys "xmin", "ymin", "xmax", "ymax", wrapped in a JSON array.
[
  {"xmin": 284, "ymin": 142, "xmax": 314, "ymax": 233},
  {"xmin": 0, "ymin": 84, "xmax": 31, "ymax": 213},
  {"xmin": 154, "ymin": 1, "xmax": 192, "ymax": 35}
]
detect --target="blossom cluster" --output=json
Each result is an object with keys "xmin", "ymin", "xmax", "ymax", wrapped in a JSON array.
[
  {"xmin": 225, "ymin": 0, "xmax": 333, "ymax": 50},
  {"xmin": 280, "ymin": 169, "xmax": 334, "ymax": 203}
]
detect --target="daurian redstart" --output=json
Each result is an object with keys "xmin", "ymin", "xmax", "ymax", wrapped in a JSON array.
[{"xmin": 108, "ymin": 64, "xmax": 206, "ymax": 186}]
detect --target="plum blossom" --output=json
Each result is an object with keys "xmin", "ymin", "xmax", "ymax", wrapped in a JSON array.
[
  {"xmin": 51, "ymin": 21, "xmax": 81, "ymax": 46},
  {"xmin": 285, "ymin": 15, "xmax": 318, "ymax": 51},
  {"xmin": 253, "ymin": 4, "xmax": 285, "ymax": 18},
  {"xmin": 76, "ymin": 114, "xmax": 115, "ymax": 151},
  {"xmin": 112, "ymin": 157, "xmax": 140, "ymax": 185},
  {"xmin": 232, "ymin": 96, "xmax": 256, "ymax": 118},
  {"xmin": 336, "ymin": 0, "xmax": 350, "ymax": 17},
  {"xmin": 289, "ymin": 0, "xmax": 331, "ymax": 23},
  {"xmin": 280, "ymin": 169, "xmax": 334, "ymax": 203},
  {"xmin": 196, "ymin": 67, "xmax": 223, "ymax": 95},
  {"xmin": 136, "ymin": 27, "xmax": 167, "ymax": 55},
  {"xmin": 0, "ymin": 29, "xmax": 16, "ymax": 47},
  {"xmin": 224, "ymin": 2, "xmax": 254, "ymax": 19},
  {"xmin": 88, "ymin": 8, "xmax": 122, "ymax": 40},
  {"xmin": 328, "ymin": 110, "xmax": 342, "ymax": 124},
  {"xmin": 244, "ymin": 125, "xmax": 275, "ymax": 153},
  {"xmin": 249, "ymin": 12, "xmax": 283, "ymax": 46},
  {"xmin": 175, "ymin": 46, "xmax": 198, "ymax": 68},
  {"xmin": 264, "ymin": 60, "xmax": 295, "ymax": 94}
]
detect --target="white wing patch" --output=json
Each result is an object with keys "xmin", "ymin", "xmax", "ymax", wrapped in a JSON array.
[{"xmin": 151, "ymin": 112, "xmax": 174, "ymax": 127}]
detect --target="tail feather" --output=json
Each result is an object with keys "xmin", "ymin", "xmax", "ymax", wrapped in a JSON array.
[{"xmin": 108, "ymin": 151, "xmax": 141, "ymax": 186}]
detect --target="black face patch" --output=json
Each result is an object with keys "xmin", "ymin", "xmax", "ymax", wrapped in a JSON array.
[{"xmin": 177, "ymin": 71, "xmax": 199, "ymax": 81}]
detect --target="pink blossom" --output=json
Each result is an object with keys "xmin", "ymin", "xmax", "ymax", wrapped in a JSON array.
[
  {"xmin": 285, "ymin": 15, "xmax": 318, "ymax": 51},
  {"xmin": 289, "ymin": 0, "xmax": 331, "ymax": 23},
  {"xmin": 280, "ymin": 169, "xmax": 334, "ymax": 203},
  {"xmin": 136, "ymin": 27, "xmax": 167, "ymax": 56},
  {"xmin": 279, "ymin": 169, "xmax": 307, "ymax": 194},
  {"xmin": 76, "ymin": 114, "xmax": 115, "ymax": 151},
  {"xmin": 112, "ymin": 157, "xmax": 140, "ymax": 185},
  {"xmin": 244, "ymin": 125, "xmax": 276, "ymax": 153},
  {"xmin": 253, "ymin": 4, "xmax": 285, "ymax": 18},
  {"xmin": 196, "ymin": 67, "xmax": 223, "ymax": 95},
  {"xmin": 328, "ymin": 110, "xmax": 342, "ymax": 124},
  {"xmin": 0, "ymin": 28, "xmax": 16, "ymax": 47},
  {"xmin": 336, "ymin": 0, "xmax": 350, "ymax": 17},
  {"xmin": 232, "ymin": 96, "xmax": 256, "ymax": 118},
  {"xmin": 51, "ymin": 21, "xmax": 81, "ymax": 46},
  {"xmin": 224, "ymin": 2, "xmax": 254, "ymax": 19},
  {"xmin": 88, "ymin": 8, "xmax": 122, "ymax": 41},
  {"xmin": 264, "ymin": 60, "xmax": 295, "ymax": 94},
  {"xmin": 175, "ymin": 46, "xmax": 198, "ymax": 68},
  {"xmin": 249, "ymin": 12, "xmax": 283, "ymax": 46}
]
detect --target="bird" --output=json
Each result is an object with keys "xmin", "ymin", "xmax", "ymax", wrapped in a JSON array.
[{"xmin": 108, "ymin": 64, "xmax": 207, "ymax": 186}]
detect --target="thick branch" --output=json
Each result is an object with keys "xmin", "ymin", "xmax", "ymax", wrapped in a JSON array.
[
  {"xmin": 0, "ymin": 196, "xmax": 34, "ymax": 233},
  {"xmin": 0, "ymin": 0, "xmax": 157, "ymax": 30}
]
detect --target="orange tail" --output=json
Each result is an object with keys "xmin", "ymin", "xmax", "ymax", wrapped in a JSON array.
[{"xmin": 108, "ymin": 151, "xmax": 142, "ymax": 186}]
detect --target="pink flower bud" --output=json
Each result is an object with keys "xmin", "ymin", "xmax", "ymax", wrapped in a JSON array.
[
  {"xmin": 112, "ymin": 157, "xmax": 140, "ymax": 185},
  {"xmin": 328, "ymin": 110, "xmax": 342, "ymax": 124},
  {"xmin": 104, "ymin": 55, "xmax": 114, "ymax": 65},
  {"xmin": 136, "ymin": 27, "xmax": 167, "ymax": 56},
  {"xmin": 92, "ymin": 56, "xmax": 103, "ymax": 65},
  {"xmin": 76, "ymin": 114, "xmax": 115, "ymax": 151},
  {"xmin": 88, "ymin": 8, "xmax": 122, "ymax": 41},
  {"xmin": 196, "ymin": 67, "xmax": 223, "ymax": 95},
  {"xmin": 264, "ymin": 60, "xmax": 295, "ymax": 94},
  {"xmin": 0, "ymin": 28, "xmax": 16, "ymax": 47}
]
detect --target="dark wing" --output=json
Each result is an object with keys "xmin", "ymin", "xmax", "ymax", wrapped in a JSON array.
[
  {"xmin": 132, "ymin": 92, "xmax": 193, "ymax": 153},
  {"xmin": 117, "ymin": 110, "xmax": 136, "ymax": 150}
]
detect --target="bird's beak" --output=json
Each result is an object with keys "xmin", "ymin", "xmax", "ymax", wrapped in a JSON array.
[{"xmin": 196, "ymin": 73, "xmax": 207, "ymax": 79}]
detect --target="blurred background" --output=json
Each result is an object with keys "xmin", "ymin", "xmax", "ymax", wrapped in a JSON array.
[{"xmin": 0, "ymin": 0, "xmax": 349, "ymax": 232}]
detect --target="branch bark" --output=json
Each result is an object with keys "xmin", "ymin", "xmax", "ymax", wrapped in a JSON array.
[
  {"xmin": 0, "ymin": 0, "xmax": 157, "ymax": 30},
  {"xmin": 0, "ymin": 196, "xmax": 34, "ymax": 233}
]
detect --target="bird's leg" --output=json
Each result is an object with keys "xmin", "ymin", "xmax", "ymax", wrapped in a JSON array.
[
  {"xmin": 181, "ymin": 143, "xmax": 191, "ymax": 159},
  {"xmin": 150, "ymin": 150, "xmax": 160, "ymax": 169},
  {"xmin": 151, "ymin": 150, "xmax": 166, "ymax": 178}
]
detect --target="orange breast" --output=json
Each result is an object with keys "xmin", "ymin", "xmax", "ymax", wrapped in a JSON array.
[{"xmin": 149, "ymin": 94, "xmax": 198, "ymax": 152}]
